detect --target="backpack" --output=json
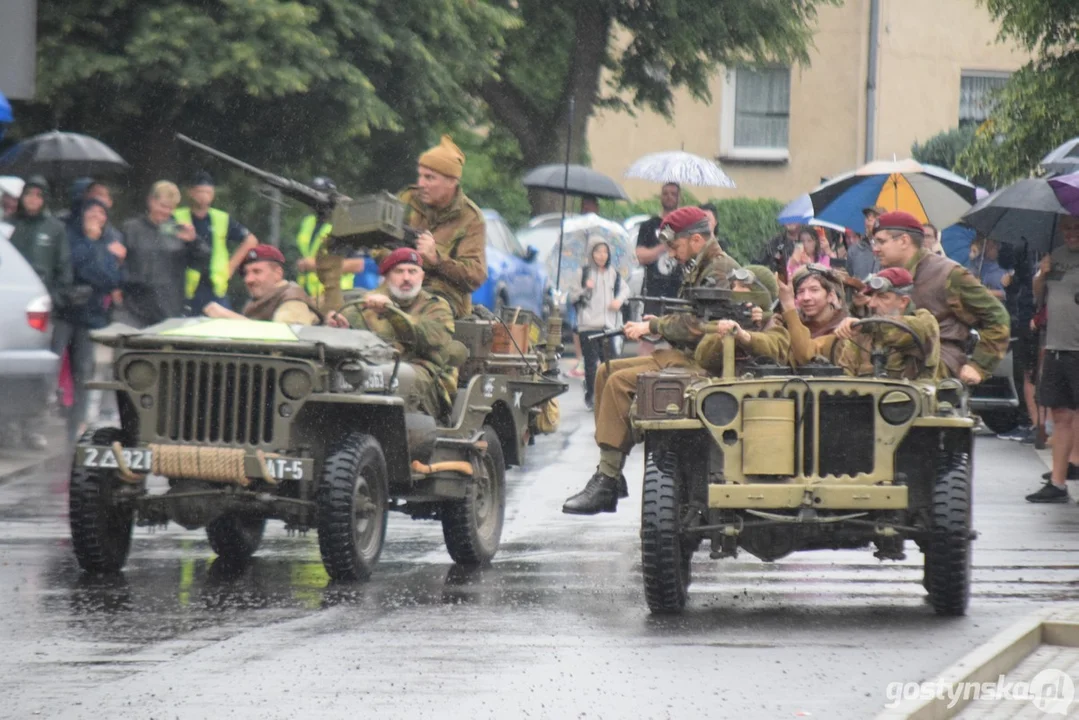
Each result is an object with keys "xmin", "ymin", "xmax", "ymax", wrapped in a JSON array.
[{"xmin": 576, "ymin": 265, "xmax": 622, "ymax": 310}]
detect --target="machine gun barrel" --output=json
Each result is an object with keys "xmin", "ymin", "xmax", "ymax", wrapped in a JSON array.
[{"xmin": 176, "ymin": 134, "xmax": 333, "ymax": 211}]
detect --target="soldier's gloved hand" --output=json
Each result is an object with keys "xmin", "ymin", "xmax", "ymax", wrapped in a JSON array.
[
  {"xmin": 749, "ymin": 305, "xmax": 764, "ymax": 325},
  {"xmin": 834, "ymin": 317, "xmax": 860, "ymax": 340},
  {"xmin": 958, "ymin": 363, "xmax": 983, "ymax": 386},
  {"xmin": 416, "ymin": 232, "xmax": 439, "ymax": 265},
  {"xmin": 325, "ymin": 311, "xmax": 350, "ymax": 329},
  {"xmin": 714, "ymin": 320, "xmax": 750, "ymax": 345}
]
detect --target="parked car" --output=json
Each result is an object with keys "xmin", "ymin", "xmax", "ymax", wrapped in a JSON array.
[
  {"xmin": 352, "ymin": 210, "xmax": 550, "ymax": 318},
  {"xmin": 0, "ymin": 236, "xmax": 59, "ymax": 439}
]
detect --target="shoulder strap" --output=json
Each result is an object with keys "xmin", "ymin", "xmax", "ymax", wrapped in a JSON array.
[{"xmin": 581, "ymin": 265, "xmax": 590, "ymax": 288}]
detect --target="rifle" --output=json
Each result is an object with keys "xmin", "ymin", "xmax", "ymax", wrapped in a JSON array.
[
  {"xmin": 627, "ymin": 288, "xmax": 756, "ymax": 325},
  {"xmin": 175, "ymin": 133, "xmax": 419, "ymax": 252}
]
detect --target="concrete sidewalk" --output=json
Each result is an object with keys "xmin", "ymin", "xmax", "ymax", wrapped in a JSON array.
[{"xmin": 0, "ymin": 417, "xmax": 69, "ymax": 486}]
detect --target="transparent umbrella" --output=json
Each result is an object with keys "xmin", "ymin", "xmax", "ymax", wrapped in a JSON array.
[{"xmin": 624, "ymin": 151, "xmax": 736, "ymax": 188}]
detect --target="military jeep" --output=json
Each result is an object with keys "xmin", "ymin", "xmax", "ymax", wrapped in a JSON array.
[
  {"xmin": 631, "ymin": 322, "xmax": 975, "ymax": 616},
  {"xmin": 70, "ymin": 315, "xmax": 565, "ymax": 580}
]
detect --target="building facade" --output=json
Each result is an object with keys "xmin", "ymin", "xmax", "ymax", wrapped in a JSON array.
[{"xmin": 588, "ymin": 0, "xmax": 1032, "ymax": 204}]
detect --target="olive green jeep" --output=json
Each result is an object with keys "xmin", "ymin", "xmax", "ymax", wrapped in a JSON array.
[
  {"xmin": 631, "ymin": 329, "xmax": 975, "ymax": 616},
  {"xmin": 71, "ymin": 316, "xmax": 565, "ymax": 580}
]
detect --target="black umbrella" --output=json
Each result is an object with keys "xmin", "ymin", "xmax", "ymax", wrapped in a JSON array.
[
  {"xmin": 1040, "ymin": 137, "xmax": 1079, "ymax": 176},
  {"xmin": 960, "ymin": 178, "xmax": 1071, "ymax": 255},
  {"xmin": 0, "ymin": 130, "xmax": 130, "ymax": 180},
  {"xmin": 521, "ymin": 163, "xmax": 628, "ymax": 200}
]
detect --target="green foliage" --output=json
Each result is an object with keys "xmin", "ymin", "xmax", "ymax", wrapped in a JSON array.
[
  {"xmin": 455, "ymin": 129, "xmax": 531, "ymax": 229},
  {"xmin": 956, "ymin": 1, "xmax": 1079, "ymax": 185},
  {"xmin": 912, "ymin": 125, "xmax": 977, "ymax": 173}
]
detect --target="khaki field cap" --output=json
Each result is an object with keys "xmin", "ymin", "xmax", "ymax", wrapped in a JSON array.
[{"xmin": 419, "ymin": 135, "xmax": 466, "ymax": 179}]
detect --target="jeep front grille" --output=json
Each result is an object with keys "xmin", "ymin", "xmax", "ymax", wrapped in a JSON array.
[
  {"xmin": 155, "ymin": 359, "xmax": 278, "ymax": 445},
  {"xmin": 817, "ymin": 391, "xmax": 874, "ymax": 477}
]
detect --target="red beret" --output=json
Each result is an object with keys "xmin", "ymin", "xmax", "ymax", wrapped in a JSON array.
[
  {"xmin": 379, "ymin": 246, "xmax": 423, "ymax": 275},
  {"xmin": 865, "ymin": 267, "xmax": 914, "ymax": 294},
  {"xmin": 659, "ymin": 206, "xmax": 710, "ymax": 235},
  {"xmin": 874, "ymin": 211, "xmax": 924, "ymax": 236},
  {"xmin": 241, "ymin": 244, "xmax": 285, "ymax": 268}
]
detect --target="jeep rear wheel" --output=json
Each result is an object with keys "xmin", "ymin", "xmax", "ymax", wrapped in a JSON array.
[
  {"xmin": 442, "ymin": 425, "xmax": 506, "ymax": 566},
  {"xmin": 925, "ymin": 452, "xmax": 972, "ymax": 616},
  {"xmin": 641, "ymin": 451, "xmax": 691, "ymax": 614},
  {"xmin": 69, "ymin": 427, "xmax": 135, "ymax": 574},
  {"xmin": 317, "ymin": 433, "xmax": 388, "ymax": 581},
  {"xmin": 206, "ymin": 513, "xmax": 266, "ymax": 563}
]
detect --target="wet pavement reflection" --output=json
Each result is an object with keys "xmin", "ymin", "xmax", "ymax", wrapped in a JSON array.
[{"xmin": 3, "ymin": 394, "xmax": 1079, "ymax": 719}]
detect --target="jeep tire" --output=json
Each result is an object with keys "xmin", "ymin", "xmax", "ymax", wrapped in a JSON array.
[
  {"xmin": 442, "ymin": 425, "xmax": 506, "ymax": 566},
  {"xmin": 317, "ymin": 432, "xmax": 388, "ymax": 581},
  {"xmin": 206, "ymin": 513, "xmax": 267, "ymax": 563},
  {"xmin": 641, "ymin": 450, "xmax": 691, "ymax": 614},
  {"xmin": 69, "ymin": 427, "xmax": 135, "ymax": 573},
  {"xmin": 925, "ymin": 452, "xmax": 973, "ymax": 616}
]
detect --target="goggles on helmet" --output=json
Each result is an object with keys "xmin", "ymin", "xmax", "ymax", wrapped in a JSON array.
[{"xmin": 864, "ymin": 274, "xmax": 913, "ymax": 295}]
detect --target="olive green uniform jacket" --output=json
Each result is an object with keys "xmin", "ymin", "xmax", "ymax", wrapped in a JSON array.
[
  {"xmin": 646, "ymin": 239, "xmax": 741, "ymax": 353},
  {"xmin": 694, "ymin": 323, "xmax": 792, "ymax": 376},
  {"xmin": 904, "ymin": 249, "xmax": 1009, "ymax": 379},
  {"xmin": 342, "ymin": 287, "xmax": 456, "ymax": 415},
  {"xmin": 374, "ymin": 188, "xmax": 487, "ymax": 318},
  {"xmin": 829, "ymin": 308, "xmax": 945, "ymax": 381}
]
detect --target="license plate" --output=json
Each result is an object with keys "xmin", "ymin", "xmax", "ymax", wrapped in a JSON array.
[{"xmin": 76, "ymin": 446, "xmax": 311, "ymax": 481}]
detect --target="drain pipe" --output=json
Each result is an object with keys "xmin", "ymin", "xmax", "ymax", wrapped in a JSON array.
[{"xmin": 864, "ymin": 0, "xmax": 881, "ymax": 163}]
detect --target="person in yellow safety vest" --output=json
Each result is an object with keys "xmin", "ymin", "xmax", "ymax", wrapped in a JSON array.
[
  {"xmin": 176, "ymin": 170, "xmax": 258, "ymax": 316},
  {"xmin": 288, "ymin": 176, "xmax": 365, "ymax": 299}
]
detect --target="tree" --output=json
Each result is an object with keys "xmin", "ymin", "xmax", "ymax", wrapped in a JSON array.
[
  {"xmin": 479, "ymin": 0, "xmax": 837, "ymax": 211},
  {"xmin": 956, "ymin": 0, "xmax": 1079, "ymax": 185},
  {"xmin": 912, "ymin": 125, "xmax": 991, "ymax": 188},
  {"xmin": 15, "ymin": 0, "xmax": 514, "ymax": 198}
]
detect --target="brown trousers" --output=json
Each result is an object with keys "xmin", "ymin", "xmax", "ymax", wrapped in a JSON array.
[{"xmin": 593, "ymin": 348, "xmax": 696, "ymax": 452}]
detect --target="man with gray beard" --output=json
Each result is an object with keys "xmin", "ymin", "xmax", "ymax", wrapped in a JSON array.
[{"xmin": 325, "ymin": 247, "xmax": 457, "ymax": 417}]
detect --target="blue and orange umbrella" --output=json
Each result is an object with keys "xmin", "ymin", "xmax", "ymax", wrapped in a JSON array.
[{"xmin": 810, "ymin": 159, "xmax": 977, "ymax": 231}]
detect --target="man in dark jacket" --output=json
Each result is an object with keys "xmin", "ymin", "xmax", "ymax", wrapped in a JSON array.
[
  {"xmin": 8, "ymin": 176, "xmax": 72, "ymax": 311},
  {"xmin": 115, "ymin": 181, "xmax": 207, "ymax": 328},
  {"xmin": 55, "ymin": 198, "xmax": 124, "ymax": 442}
]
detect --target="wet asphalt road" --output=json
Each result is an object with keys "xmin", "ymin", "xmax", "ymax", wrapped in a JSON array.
[{"xmin": 3, "ymin": 389, "xmax": 1079, "ymax": 720}]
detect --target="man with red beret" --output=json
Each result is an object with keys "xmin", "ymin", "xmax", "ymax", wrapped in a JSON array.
[
  {"xmin": 203, "ymin": 244, "xmax": 321, "ymax": 325},
  {"xmin": 325, "ymin": 247, "xmax": 457, "ymax": 417},
  {"xmin": 366, "ymin": 135, "xmax": 486, "ymax": 318},
  {"xmin": 562, "ymin": 205, "xmax": 741, "ymax": 515},
  {"xmin": 826, "ymin": 267, "xmax": 943, "ymax": 380},
  {"xmin": 870, "ymin": 210, "xmax": 1009, "ymax": 384}
]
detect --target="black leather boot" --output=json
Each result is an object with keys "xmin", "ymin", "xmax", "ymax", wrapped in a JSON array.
[
  {"xmin": 562, "ymin": 472, "xmax": 620, "ymax": 515},
  {"xmin": 617, "ymin": 474, "xmax": 628, "ymax": 499}
]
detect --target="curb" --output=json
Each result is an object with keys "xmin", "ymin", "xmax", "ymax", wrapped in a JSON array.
[{"xmin": 875, "ymin": 604, "xmax": 1079, "ymax": 719}]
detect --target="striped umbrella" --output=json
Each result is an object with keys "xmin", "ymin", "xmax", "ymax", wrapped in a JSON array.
[
  {"xmin": 624, "ymin": 151, "xmax": 736, "ymax": 188},
  {"xmin": 810, "ymin": 159, "xmax": 976, "ymax": 231}
]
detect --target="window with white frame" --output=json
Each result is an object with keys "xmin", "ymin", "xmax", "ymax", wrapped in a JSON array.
[
  {"xmin": 959, "ymin": 71, "xmax": 1010, "ymax": 125},
  {"xmin": 721, "ymin": 66, "xmax": 791, "ymax": 161}
]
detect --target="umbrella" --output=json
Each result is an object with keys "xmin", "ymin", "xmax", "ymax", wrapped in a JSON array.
[
  {"xmin": 1040, "ymin": 138, "xmax": 1079, "ymax": 176},
  {"xmin": 624, "ymin": 151, "xmax": 736, "ymax": 188},
  {"xmin": 521, "ymin": 164, "xmax": 628, "ymax": 200},
  {"xmin": 0, "ymin": 91, "xmax": 11, "ymax": 124},
  {"xmin": 1048, "ymin": 172, "xmax": 1079, "ymax": 215},
  {"xmin": 776, "ymin": 192, "xmax": 847, "ymax": 232},
  {"xmin": 960, "ymin": 178, "xmax": 1071, "ymax": 254},
  {"xmin": 0, "ymin": 130, "xmax": 130, "ymax": 180},
  {"xmin": 810, "ymin": 158, "xmax": 977, "ymax": 231},
  {"xmin": 531, "ymin": 214, "xmax": 636, "ymax": 287}
]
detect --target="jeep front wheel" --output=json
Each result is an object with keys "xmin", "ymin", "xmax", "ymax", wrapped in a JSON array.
[
  {"xmin": 441, "ymin": 425, "xmax": 506, "ymax": 566},
  {"xmin": 925, "ymin": 452, "xmax": 973, "ymax": 616},
  {"xmin": 69, "ymin": 427, "xmax": 135, "ymax": 573},
  {"xmin": 317, "ymin": 433, "xmax": 388, "ymax": 581},
  {"xmin": 641, "ymin": 451, "xmax": 691, "ymax": 614}
]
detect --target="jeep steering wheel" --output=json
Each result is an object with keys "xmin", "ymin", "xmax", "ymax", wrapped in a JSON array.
[
  {"xmin": 334, "ymin": 300, "xmax": 373, "ymax": 331},
  {"xmin": 829, "ymin": 317, "xmax": 927, "ymax": 373}
]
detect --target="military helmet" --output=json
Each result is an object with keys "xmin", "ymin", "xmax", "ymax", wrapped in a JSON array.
[{"xmin": 311, "ymin": 176, "xmax": 337, "ymax": 193}]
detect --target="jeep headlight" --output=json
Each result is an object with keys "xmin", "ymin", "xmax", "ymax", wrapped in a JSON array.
[
  {"xmin": 124, "ymin": 359, "xmax": 157, "ymax": 391},
  {"xmin": 280, "ymin": 369, "xmax": 313, "ymax": 400},
  {"xmin": 701, "ymin": 391, "xmax": 739, "ymax": 427},
  {"xmin": 879, "ymin": 390, "xmax": 917, "ymax": 425}
]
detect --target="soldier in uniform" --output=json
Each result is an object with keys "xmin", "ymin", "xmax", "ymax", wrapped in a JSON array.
[
  {"xmin": 326, "ymin": 247, "xmax": 457, "ymax": 417},
  {"xmin": 203, "ymin": 245, "xmax": 321, "ymax": 326},
  {"xmin": 562, "ymin": 206, "xmax": 741, "ymax": 515},
  {"xmin": 776, "ymin": 264, "xmax": 851, "ymax": 366},
  {"xmin": 694, "ymin": 265, "xmax": 792, "ymax": 374},
  {"xmin": 870, "ymin": 211, "xmax": 1009, "ymax": 383},
  {"xmin": 827, "ymin": 267, "xmax": 943, "ymax": 380},
  {"xmin": 286, "ymin": 176, "xmax": 367, "ymax": 300},
  {"xmin": 372, "ymin": 135, "xmax": 486, "ymax": 318}
]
